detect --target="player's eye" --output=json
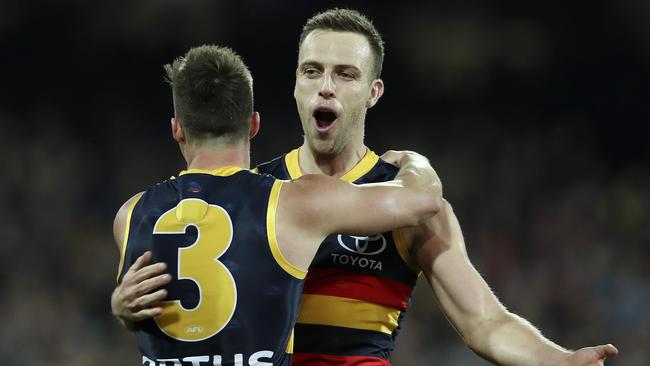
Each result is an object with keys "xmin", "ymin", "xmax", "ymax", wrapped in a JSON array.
[
  {"xmin": 304, "ymin": 68, "xmax": 321, "ymax": 78},
  {"xmin": 339, "ymin": 71, "xmax": 356, "ymax": 80}
]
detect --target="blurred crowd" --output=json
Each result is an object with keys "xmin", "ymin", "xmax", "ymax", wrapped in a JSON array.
[{"xmin": 1, "ymin": 1, "xmax": 648, "ymax": 364}]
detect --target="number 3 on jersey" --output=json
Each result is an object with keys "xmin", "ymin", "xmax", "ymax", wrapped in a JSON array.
[{"xmin": 152, "ymin": 198, "xmax": 237, "ymax": 342}]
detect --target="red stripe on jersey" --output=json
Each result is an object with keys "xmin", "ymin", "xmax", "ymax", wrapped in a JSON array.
[
  {"xmin": 302, "ymin": 268, "xmax": 411, "ymax": 310},
  {"xmin": 293, "ymin": 353, "xmax": 391, "ymax": 366}
]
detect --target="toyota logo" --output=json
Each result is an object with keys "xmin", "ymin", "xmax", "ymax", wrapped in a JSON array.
[{"xmin": 337, "ymin": 234, "xmax": 386, "ymax": 255}]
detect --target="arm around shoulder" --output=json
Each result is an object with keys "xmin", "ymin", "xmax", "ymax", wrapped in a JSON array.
[
  {"xmin": 282, "ymin": 174, "xmax": 441, "ymax": 238},
  {"xmin": 272, "ymin": 174, "xmax": 440, "ymax": 278},
  {"xmin": 111, "ymin": 191, "xmax": 172, "ymax": 329}
]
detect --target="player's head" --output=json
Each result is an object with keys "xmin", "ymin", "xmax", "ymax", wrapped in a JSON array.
[
  {"xmin": 299, "ymin": 8, "xmax": 384, "ymax": 80},
  {"xmin": 294, "ymin": 8, "xmax": 385, "ymax": 155},
  {"xmin": 165, "ymin": 45, "xmax": 257, "ymax": 150}
]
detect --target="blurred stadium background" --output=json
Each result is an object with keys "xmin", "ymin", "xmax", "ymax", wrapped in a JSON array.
[{"xmin": 1, "ymin": 0, "xmax": 648, "ymax": 364}]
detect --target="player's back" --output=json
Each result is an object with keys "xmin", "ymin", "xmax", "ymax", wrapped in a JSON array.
[{"xmin": 117, "ymin": 166, "xmax": 303, "ymax": 366}]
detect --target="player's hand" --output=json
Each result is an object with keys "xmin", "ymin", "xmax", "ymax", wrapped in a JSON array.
[
  {"xmin": 554, "ymin": 344, "xmax": 618, "ymax": 366},
  {"xmin": 111, "ymin": 251, "xmax": 172, "ymax": 326},
  {"xmin": 381, "ymin": 150, "xmax": 417, "ymax": 167},
  {"xmin": 383, "ymin": 150, "xmax": 442, "ymax": 196}
]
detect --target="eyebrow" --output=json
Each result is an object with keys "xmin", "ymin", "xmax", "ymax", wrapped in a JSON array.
[{"xmin": 299, "ymin": 60, "xmax": 362, "ymax": 73}]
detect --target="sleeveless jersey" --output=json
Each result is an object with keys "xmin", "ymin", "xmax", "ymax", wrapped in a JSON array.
[
  {"xmin": 116, "ymin": 166, "xmax": 306, "ymax": 366},
  {"xmin": 256, "ymin": 149, "xmax": 420, "ymax": 366}
]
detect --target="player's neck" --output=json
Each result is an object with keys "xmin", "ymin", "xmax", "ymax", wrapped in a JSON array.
[
  {"xmin": 185, "ymin": 143, "xmax": 250, "ymax": 171},
  {"xmin": 299, "ymin": 142, "xmax": 367, "ymax": 178}
]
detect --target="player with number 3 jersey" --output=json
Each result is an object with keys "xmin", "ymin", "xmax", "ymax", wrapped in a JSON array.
[{"xmin": 112, "ymin": 45, "xmax": 441, "ymax": 366}]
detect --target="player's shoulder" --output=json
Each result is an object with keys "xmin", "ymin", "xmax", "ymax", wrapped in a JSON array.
[
  {"xmin": 118, "ymin": 174, "xmax": 182, "ymax": 218},
  {"xmin": 119, "ymin": 191, "xmax": 144, "ymax": 211},
  {"xmin": 255, "ymin": 154, "xmax": 287, "ymax": 175},
  {"xmin": 356, "ymin": 156, "xmax": 399, "ymax": 183},
  {"xmin": 115, "ymin": 191, "xmax": 143, "ymax": 221},
  {"xmin": 134, "ymin": 175, "xmax": 179, "ymax": 202},
  {"xmin": 113, "ymin": 191, "xmax": 144, "ymax": 245},
  {"xmin": 239, "ymin": 167, "xmax": 280, "ymax": 190}
]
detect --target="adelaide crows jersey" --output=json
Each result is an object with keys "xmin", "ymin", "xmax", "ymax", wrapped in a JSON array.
[
  {"xmin": 256, "ymin": 148, "xmax": 421, "ymax": 366},
  {"xmin": 116, "ymin": 166, "xmax": 305, "ymax": 366}
]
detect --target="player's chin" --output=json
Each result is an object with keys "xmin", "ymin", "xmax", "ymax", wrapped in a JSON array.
[
  {"xmin": 309, "ymin": 136, "xmax": 337, "ymax": 154},
  {"xmin": 307, "ymin": 122, "xmax": 336, "ymax": 140}
]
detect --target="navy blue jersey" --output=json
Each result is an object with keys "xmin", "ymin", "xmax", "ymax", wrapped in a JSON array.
[
  {"xmin": 117, "ymin": 166, "xmax": 305, "ymax": 366},
  {"xmin": 256, "ymin": 149, "xmax": 420, "ymax": 365}
]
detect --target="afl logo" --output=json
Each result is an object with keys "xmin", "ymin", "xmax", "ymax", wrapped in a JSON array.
[{"xmin": 337, "ymin": 234, "xmax": 386, "ymax": 255}]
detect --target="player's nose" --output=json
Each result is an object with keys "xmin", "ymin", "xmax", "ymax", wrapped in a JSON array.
[{"xmin": 318, "ymin": 73, "xmax": 335, "ymax": 99}]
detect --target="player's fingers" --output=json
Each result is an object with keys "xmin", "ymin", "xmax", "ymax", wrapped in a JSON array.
[
  {"xmin": 133, "ymin": 262, "xmax": 168, "ymax": 283},
  {"xmin": 128, "ymin": 251, "xmax": 152, "ymax": 273},
  {"xmin": 131, "ymin": 289, "xmax": 168, "ymax": 310},
  {"xmin": 131, "ymin": 306, "xmax": 164, "ymax": 321},
  {"xmin": 136, "ymin": 274, "xmax": 172, "ymax": 296},
  {"xmin": 126, "ymin": 289, "xmax": 164, "ymax": 312},
  {"xmin": 380, "ymin": 150, "xmax": 401, "ymax": 165}
]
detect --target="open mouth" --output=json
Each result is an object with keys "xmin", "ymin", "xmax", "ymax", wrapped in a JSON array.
[{"xmin": 313, "ymin": 109, "xmax": 338, "ymax": 132}]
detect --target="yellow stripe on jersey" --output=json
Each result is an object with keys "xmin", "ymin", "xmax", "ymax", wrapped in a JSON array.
[
  {"xmin": 297, "ymin": 294, "xmax": 400, "ymax": 334},
  {"xmin": 116, "ymin": 193, "xmax": 143, "ymax": 283},
  {"xmin": 392, "ymin": 228, "xmax": 422, "ymax": 275},
  {"xmin": 267, "ymin": 180, "xmax": 307, "ymax": 279},
  {"xmin": 179, "ymin": 166, "xmax": 245, "ymax": 177},
  {"xmin": 251, "ymin": 167, "xmax": 259, "ymax": 174},
  {"xmin": 339, "ymin": 148, "xmax": 379, "ymax": 183},
  {"xmin": 284, "ymin": 148, "xmax": 302, "ymax": 180},
  {"xmin": 284, "ymin": 147, "xmax": 378, "ymax": 183},
  {"xmin": 285, "ymin": 329, "xmax": 294, "ymax": 354}
]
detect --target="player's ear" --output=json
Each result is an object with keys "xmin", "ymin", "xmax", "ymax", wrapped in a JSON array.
[
  {"xmin": 171, "ymin": 117, "xmax": 186, "ymax": 144},
  {"xmin": 366, "ymin": 79, "xmax": 384, "ymax": 109},
  {"xmin": 249, "ymin": 111, "xmax": 260, "ymax": 140}
]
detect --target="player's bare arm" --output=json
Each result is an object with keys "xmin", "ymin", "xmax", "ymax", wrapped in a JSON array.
[
  {"xmin": 275, "ymin": 151, "xmax": 442, "ymax": 271},
  {"xmin": 403, "ymin": 200, "xmax": 618, "ymax": 366},
  {"xmin": 293, "ymin": 150, "xmax": 442, "ymax": 237},
  {"xmin": 111, "ymin": 192, "xmax": 172, "ymax": 329}
]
